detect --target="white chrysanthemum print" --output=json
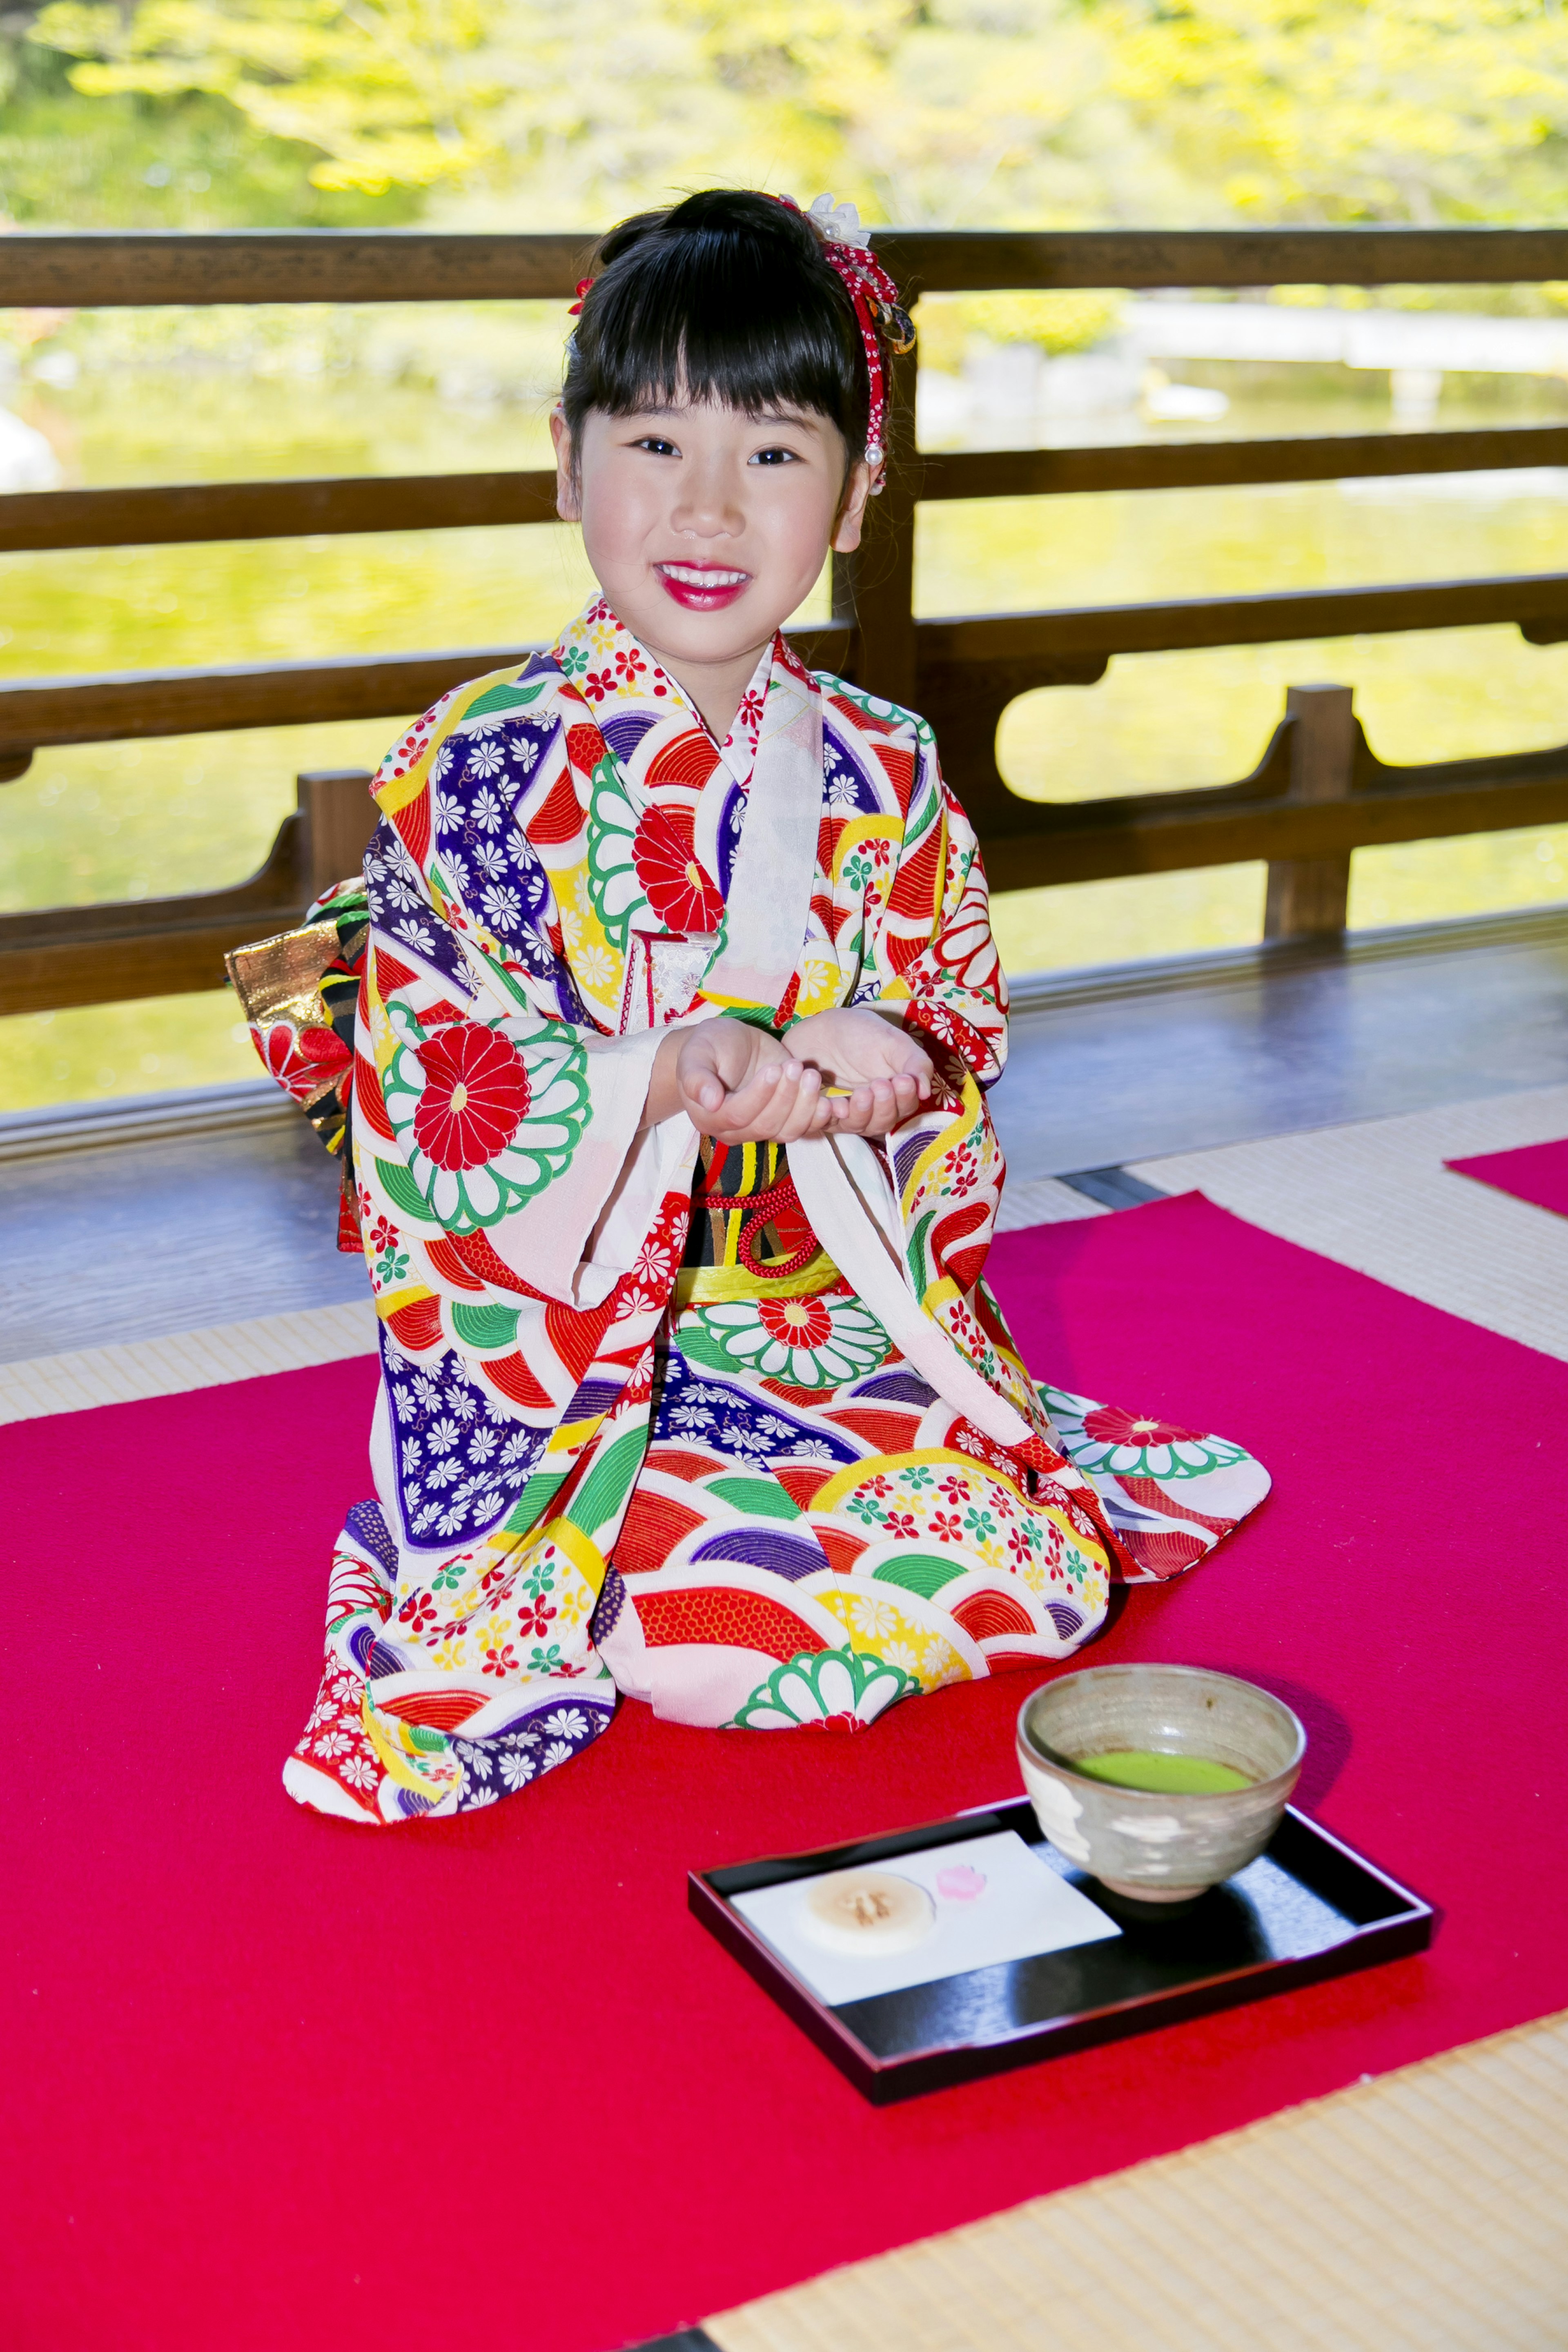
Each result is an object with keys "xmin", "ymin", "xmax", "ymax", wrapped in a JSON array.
[
  {"xmin": 680, "ymin": 1292, "xmax": 889, "ymax": 1388},
  {"xmin": 1040, "ymin": 1385, "xmax": 1249, "ymax": 1481}
]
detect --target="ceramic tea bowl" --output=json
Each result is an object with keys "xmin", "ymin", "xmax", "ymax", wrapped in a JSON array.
[{"xmin": 1016, "ymin": 1664, "xmax": 1306, "ymax": 1902}]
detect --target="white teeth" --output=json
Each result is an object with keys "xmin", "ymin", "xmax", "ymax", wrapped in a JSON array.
[{"xmin": 660, "ymin": 564, "xmax": 748, "ymax": 587}]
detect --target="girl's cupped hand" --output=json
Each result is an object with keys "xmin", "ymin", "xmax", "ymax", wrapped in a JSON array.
[
  {"xmin": 784, "ymin": 1007, "xmax": 933, "ymax": 1134},
  {"xmin": 644, "ymin": 1009, "xmax": 932, "ymax": 1143}
]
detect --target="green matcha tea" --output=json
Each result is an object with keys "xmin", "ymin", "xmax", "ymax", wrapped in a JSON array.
[{"xmin": 1069, "ymin": 1749, "xmax": 1255, "ymax": 1795}]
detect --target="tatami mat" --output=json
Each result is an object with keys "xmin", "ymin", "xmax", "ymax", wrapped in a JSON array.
[
  {"xmin": 703, "ymin": 2007, "xmax": 1568, "ymax": 2352},
  {"xmin": 995, "ymin": 1174, "xmax": 1109, "ymax": 1229},
  {"xmin": 1130, "ymin": 1082, "xmax": 1568, "ymax": 1362},
  {"xmin": 0, "ymin": 1298, "xmax": 377, "ymax": 1423}
]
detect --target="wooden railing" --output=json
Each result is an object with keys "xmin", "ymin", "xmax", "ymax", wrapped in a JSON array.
[{"xmin": 6, "ymin": 225, "xmax": 1568, "ymax": 1015}]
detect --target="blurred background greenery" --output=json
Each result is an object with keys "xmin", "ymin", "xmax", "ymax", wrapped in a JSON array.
[{"xmin": 5, "ymin": 0, "xmax": 1568, "ymax": 1107}]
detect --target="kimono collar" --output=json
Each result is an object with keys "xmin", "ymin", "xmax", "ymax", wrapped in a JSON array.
[
  {"xmin": 552, "ymin": 597, "xmax": 772, "ymax": 794},
  {"xmin": 549, "ymin": 597, "xmax": 823, "ymax": 1022}
]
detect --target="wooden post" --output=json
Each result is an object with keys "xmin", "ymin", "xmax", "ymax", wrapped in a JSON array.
[
  {"xmin": 1263, "ymin": 684, "xmax": 1356, "ymax": 940},
  {"xmin": 830, "ymin": 351, "xmax": 920, "ymax": 707},
  {"xmin": 297, "ymin": 768, "xmax": 378, "ymax": 904}
]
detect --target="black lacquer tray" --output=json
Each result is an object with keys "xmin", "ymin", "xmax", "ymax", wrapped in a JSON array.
[{"xmin": 690, "ymin": 1798, "xmax": 1432, "ymax": 2103}]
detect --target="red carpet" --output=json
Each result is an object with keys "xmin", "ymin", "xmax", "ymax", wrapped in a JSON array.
[
  {"xmin": 1446, "ymin": 1133, "xmax": 1568, "ymax": 1216},
  {"xmin": 4, "ymin": 1192, "xmax": 1566, "ymax": 2352}
]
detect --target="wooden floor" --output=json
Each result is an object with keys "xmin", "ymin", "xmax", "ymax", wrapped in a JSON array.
[
  {"xmin": 997, "ymin": 902, "xmax": 1568, "ymax": 1178},
  {"xmin": 0, "ymin": 1111, "xmax": 363, "ymax": 1364}
]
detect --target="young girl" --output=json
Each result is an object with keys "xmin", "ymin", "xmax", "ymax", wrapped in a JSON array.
[{"xmin": 236, "ymin": 189, "xmax": 1269, "ymax": 1824}]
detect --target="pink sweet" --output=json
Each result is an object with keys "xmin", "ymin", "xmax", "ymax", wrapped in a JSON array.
[{"xmin": 935, "ymin": 1864, "xmax": 987, "ymax": 1902}]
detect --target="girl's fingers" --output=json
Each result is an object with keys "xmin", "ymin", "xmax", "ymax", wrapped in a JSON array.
[
  {"xmin": 688, "ymin": 1052, "xmax": 782, "ymax": 1131},
  {"xmin": 734, "ymin": 1062, "xmax": 789, "ymax": 1127},
  {"xmin": 780, "ymin": 1077, "xmax": 821, "ymax": 1143},
  {"xmin": 842, "ymin": 1077, "xmax": 910, "ymax": 1138},
  {"xmin": 775, "ymin": 1067, "xmax": 824, "ymax": 1143},
  {"xmin": 833, "ymin": 1083, "xmax": 888, "ymax": 1137},
  {"xmin": 707, "ymin": 1062, "xmax": 801, "ymax": 1142}
]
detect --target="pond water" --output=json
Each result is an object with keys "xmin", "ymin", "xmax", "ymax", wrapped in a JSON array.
[{"xmin": 4, "ymin": 354, "xmax": 1568, "ymax": 1107}]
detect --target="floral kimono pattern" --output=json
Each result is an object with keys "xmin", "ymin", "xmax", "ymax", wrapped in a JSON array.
[{"xmin": 240, "ymin": 596, "xmax": 1269, "ymax": 1823}]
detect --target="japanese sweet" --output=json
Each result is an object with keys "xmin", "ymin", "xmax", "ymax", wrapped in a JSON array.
[{"xmin": 1016, "ymin": 1663, "xmax": 1306, "ymax": 1902}]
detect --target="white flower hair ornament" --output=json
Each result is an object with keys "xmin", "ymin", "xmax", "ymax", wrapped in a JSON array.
[
  {"xmin": 778, "ymin": 193, "xmax": 915, "ymax": 484},
  {"xmin": 806, "ymin": 194, "xmax": 872, "ymax": 249}
]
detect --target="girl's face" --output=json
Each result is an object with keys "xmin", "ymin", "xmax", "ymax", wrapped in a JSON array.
[{"xmin": 552, "ymin": 395, "xmax": 872, "ymax": 681}]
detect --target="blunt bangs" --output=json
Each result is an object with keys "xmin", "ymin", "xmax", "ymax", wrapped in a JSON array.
[{"xmin": 561, "ymin": 190, "xmax": 871, "ymax": 464}]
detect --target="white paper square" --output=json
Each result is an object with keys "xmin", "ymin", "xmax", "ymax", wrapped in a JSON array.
[{"xmin": 731, "ymin": 1829, "xmax": 1121, "ymax": 2007}]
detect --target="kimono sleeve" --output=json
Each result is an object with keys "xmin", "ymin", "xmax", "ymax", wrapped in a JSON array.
[
  {"xmin": 868, "ymin": 733, "xmax": 1009, "ymax": 1087},
  {"xmin": 358, "ymin": 701, "xmax": 691, "ymax": 1310}
]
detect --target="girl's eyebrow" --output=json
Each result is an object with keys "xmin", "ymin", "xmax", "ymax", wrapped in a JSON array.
[{"xmin": 615, "ymin": 403, "xmax": 822, "ymax": 436}]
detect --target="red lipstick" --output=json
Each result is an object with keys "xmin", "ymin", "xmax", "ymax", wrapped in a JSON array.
[{"xmin": 655, "ymin": 562, "xmax": 751, "ymax": 611}]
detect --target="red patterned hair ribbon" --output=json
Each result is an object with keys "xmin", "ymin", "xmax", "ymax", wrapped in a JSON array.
[{"xmin": 777, "ymin": 194, "xmax": 915, "ymax": 478}]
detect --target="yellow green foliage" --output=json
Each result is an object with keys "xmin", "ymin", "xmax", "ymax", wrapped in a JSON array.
[
  {"xmin": 28, "ymin": 0, "xmax": 1568, "ymax": 231},
  {"xmin": 1103, "ymin": 0, "xmax": 1568, "ymax": 224}
]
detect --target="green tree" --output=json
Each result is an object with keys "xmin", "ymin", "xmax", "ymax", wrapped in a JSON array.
[
  {"xmin": 2, "ymin": 2, "xmax": 420, "ymax": 223},
  {"xmin": 1105, "ymin": 0, "xmax": 1568, "ymax": 224},
  {"xmin": 22, "ymin": 0, "xmax": 1568, "ymax": 231}
]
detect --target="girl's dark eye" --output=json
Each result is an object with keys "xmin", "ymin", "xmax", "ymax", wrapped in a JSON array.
[
  {"xmin": 751, "ymin": 446, "xmax": 799, "ymax": 466},
  {"xmin": 635, "ymin": 437, "xmax": 679, "ymax": 457}
]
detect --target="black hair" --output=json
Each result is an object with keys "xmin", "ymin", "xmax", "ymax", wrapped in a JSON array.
[{"xmin": 561, "ymin": 188, "xmax": 892, "ymax": 471}]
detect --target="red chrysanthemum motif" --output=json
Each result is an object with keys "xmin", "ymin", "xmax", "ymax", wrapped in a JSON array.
[
  {"xmin": 411, "ymin": 1027, "xmax": 530, "ymax": 1171},
  {"xmin": 757, "ymin": 1295, "xmax": 833, "ymax": 1350},
  {"xmin": 254, "ymin": 1020, "xmax": 348, "ymax": 1104},
  {"xmin": 632, "ymin": 811, "xmax": 725, "ymax": 936},
  {"xmin": 1082, "ymin": 1403, "xmax": 1207, "ymax": 1448}
]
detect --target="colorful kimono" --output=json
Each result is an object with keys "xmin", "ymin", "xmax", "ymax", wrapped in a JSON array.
[{"xmin": 236, "ymin": 596, "xmax": 1269, "ymax": 1823}]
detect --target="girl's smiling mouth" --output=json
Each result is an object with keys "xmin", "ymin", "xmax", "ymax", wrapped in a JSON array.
[{"xmin": 655, "ymin": 561, "xmax": 752, "ymax": 610}]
